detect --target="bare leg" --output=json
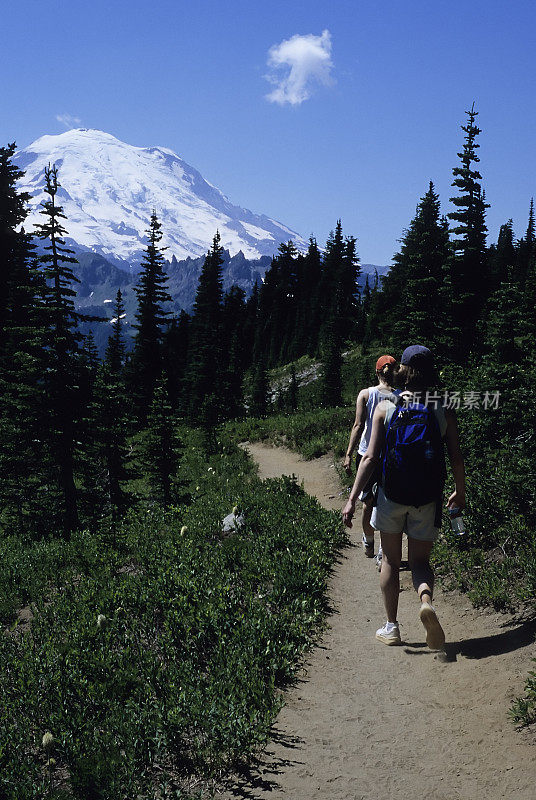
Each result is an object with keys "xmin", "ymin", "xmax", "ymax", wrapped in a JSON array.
[
  {"xmin": 361, "ymin": 494, "xmax": 374, "ymax": 540},
  {"xmin": 408, "ymin": 537, "xmax": 445, "ymax": 649},
  {"xmin": 407, "ymin": 538, "xmax": 434, "ymax": 604},
  {"xmin": 379, "ymin": 531, "xmax": 403, "ymax": 622}
]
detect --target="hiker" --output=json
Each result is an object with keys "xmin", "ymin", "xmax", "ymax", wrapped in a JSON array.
[
  {"xmin": 343, "ymin": 355, "xmax": 399, "ymax": 565},
  {"xmin": 342, "ymin": 345, "xmax": 466, "ymax": 650}
]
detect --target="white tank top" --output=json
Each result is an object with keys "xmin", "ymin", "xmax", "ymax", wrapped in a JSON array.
[{"xmin": 358, "ymin": 385, "xmax": 399, "ymax": 455}]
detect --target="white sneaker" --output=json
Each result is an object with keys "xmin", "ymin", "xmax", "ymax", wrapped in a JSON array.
[
  {"xmin": 375, "ymin": 621, "xmax": 401, "ymax": 645},
  {"xmin": 362, "ymin": 534, "xmax": 374, "ymax": 558},
  {"xmin": 419, "ymin": 602, "xmax": 445, "ymax": 650},
  {"xmin": 375, "ymin": 547, "xmax": 383, "ymax": 572}
]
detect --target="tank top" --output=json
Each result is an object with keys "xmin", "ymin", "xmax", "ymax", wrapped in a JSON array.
[{"xmin": 358, "ymin": 385, "xmax": 400, "ymax": 455}]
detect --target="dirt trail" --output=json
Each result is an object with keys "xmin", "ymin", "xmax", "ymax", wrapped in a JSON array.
[{"xmin": 223, "ymin": 442, "xmax": 536, "ymax": 800}]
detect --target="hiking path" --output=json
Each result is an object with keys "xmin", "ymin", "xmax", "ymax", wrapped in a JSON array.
[{"xmin": 222, "ymin": 442, "xmax": 536, "ymax": 800}]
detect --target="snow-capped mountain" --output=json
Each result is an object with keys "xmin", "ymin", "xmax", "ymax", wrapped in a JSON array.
[{"xmin": 14, "ymin": 128, "xmax": 305, "ymax": 267}]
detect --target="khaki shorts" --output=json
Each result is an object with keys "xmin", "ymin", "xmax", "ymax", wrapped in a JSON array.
[{"xmin": 371, "ymin": 487, "xmax": 440, "ymax": 542}]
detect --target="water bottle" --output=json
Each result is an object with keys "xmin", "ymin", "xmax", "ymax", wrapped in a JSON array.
[{"xmin": 448, "ymin": 507, "xmax": 466, "ymax": 535}]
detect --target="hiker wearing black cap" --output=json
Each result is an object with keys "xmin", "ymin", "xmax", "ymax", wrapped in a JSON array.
[
  {"xmin": 342, "ymin": 345, "xmax": 466, "ymax": 650},
  {"xmin": 343, "ymin": 355, "xmax": 399, "ymax": 564}
]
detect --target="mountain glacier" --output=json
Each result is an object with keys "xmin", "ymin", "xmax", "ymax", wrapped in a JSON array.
[{"xmin": 14, "ymin": 128, "xmax": 305, "ymax": 267}]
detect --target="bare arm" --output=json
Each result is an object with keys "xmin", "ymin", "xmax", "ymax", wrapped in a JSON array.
[
  {"xmin": 342, "ymin": 404, "xmax": 386, "ymax": 527},
  {"xmin": 444, "ymin": 408, "xmax": 466, "ymax": 511},
  {"xmin": 343, "ymin": 389, "xmax": 369, "ymax": 473}
]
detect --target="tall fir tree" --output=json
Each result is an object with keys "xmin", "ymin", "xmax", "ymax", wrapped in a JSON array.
[
  {"xmin": 447, "ymin": 104, "xmax": 490, "ymax": 359},
  {"xmin": 220, "ymin": 285, "xmax": 247, "ymax": 418},
  {"xmin": 514, "ymin": 198, "xmax": 536, "ymax": 288},
  {"xmin": 381, "ymin": 182, "xmax": 451, "ymax": 353},
  {"xmin": 131, "ymin": 211, "xmax": 172, "ymax": 418},
  {"xmin": 249, "ymin": 354, "xmax": 269, "ymax": 418},
  {"xmin": 254, "ymin": 241, "xmax": 299, "ymax": 367},
  {"xmin": 0, "ymin": 144, "xmax": 50, "ymax": 535},
  {"xmin": 105, "ymin": 289, "xmax": 127, "ymax": 373},
  {"xmin": 186, "ymin": 231, "xmax": 225, "ymax": 417},
  {"xmin": 162, "ymin": 309, "xmax": 190, "ymax": 412},
  {"xmin": 320, "ymin": 315, "xmax": 343, "ymax": 407},
  {"xmin": 34, "ymin": 164, "xmax": 92, "ymax": 535},
  {"xmin": 142, "ymin": 379, "xmax": 182, "ymax": 506},
  {"xmin": 91, "ymin": 296, "xmax": 132, "ymax": 518}
]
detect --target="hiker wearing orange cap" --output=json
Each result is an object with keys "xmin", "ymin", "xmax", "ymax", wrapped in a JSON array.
[
  {"xmin": 342, "ymin": 345, "xmax": 466, "ymax": 650},
  {"xmin": 343, "ymin": 355, "xmax": 399, "ymax": 562}
]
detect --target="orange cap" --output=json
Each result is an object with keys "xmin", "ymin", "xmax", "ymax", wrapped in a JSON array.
[{"xmin": 376, "ymin": 355, "xmax": 396, "ymax": 371}]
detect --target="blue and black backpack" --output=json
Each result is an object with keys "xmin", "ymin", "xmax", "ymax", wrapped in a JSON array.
[{"xmin": 381, "ymin": 397, "xmax": 446, "ymax": 509}]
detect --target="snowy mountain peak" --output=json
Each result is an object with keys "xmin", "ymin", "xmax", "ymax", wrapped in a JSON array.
[{"xmin": 15, "ymin": 128, "xmax": 304, "ymax": 267}]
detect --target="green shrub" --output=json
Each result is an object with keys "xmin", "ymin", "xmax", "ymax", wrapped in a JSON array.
[{"xmin": 0, "ymin": 435, "xmax": 344, "ymax": 798}]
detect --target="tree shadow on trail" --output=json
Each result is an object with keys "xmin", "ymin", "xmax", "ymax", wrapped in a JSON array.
[
  {"xmin": 403, "ymin": 616, "xmax": 536, "ymax": 662},
  {"xmin": 221, "ymin": 728, "xmax": 305, "ymax": 798}
]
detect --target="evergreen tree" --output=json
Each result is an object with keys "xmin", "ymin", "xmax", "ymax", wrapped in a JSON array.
[
  {"xmin": 131, "ymin": 211, "xmax": 172, "ymax": 417},
  {"xmin": 163, "ymin": 309, "xmax": 190, "ymax": 412},
  {"xmin": 249, "ymin": 355, "xmax": 269, "ymax": 417},
  {"xmin": 90, "ymin": 301, "xmax": 132, "ymax": 518},
  {"xmin": 221, "ymin": 285, "xmax": 247, "ymax": 418},
  {"xmin": 318, "ymin": 221, "xmax": 346, "ymax": 321},
  {"xmin": 105, "ymin": 289, "xmax": 127, "ymax": 373},
  {"xmin": 242, "ymin": 279, "xmax": 260, "ymax": 368},
  {"xmin": 254, "ymin": 241, "xmax": 299, "ymax": 367},
  {"xmin": 320, "ymin": 315, "xmax": 343, "ymax": 407},
  {"xmin": 0, "ymin": 144, "xmax": 50, "ymax": 535},
  {"xmin": 381, "ymin": 182, "xmax": 451, "ymax": 353},
  {"xmin": 514, "ymin": 198, "xmax": 535, "ymax": 288},
  {"xmin": 142, "ymin": 380, "xmax": 182, "ymax": 506},
  {"xmin": 34, "ymin": 164, "xmax": 91, "ymax": 535},
  {"xmin": 186, "ymin": 231, "xmax": 225, "ymax": 417},
  {"xmin": 447, "ymin": 104, "xmax": 490, "ymax": 358},
  {"xmin": 361, "ymin": 271, "xmax": 381, "ymax": 353},
  {"xmin": 300, "ymin": 237, "xmax": 323, "ymax": 355}
]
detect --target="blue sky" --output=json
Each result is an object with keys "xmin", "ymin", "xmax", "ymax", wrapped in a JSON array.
[{"xmin": 2, "ymin": 0, "xmax": 535, "ymax": 265}]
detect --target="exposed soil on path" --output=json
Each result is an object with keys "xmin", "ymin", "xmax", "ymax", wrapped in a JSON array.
[{"xmin": 222, "ymin": 442, "xmax": 536, "ymax": 800}]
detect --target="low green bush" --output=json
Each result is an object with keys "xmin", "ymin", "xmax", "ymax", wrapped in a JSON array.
[{"xmin": 0, "ymin": 435, "xmax": 344, "ymax": 799}]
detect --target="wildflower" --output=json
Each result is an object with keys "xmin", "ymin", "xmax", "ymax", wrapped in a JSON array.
[
  {"xmin": 180, "ymin": 525, "xmax": 188, "ymax": 535},
  {"xmin": 97, "ymin": 614, "xmax": 107, "ymax": 629},
  {"xmin": 232, "ymin": 505, "xmax": 239, "ymax": 515},
  {"xmin": 42, "ymin": 732, "xmax": 55, "ymax": 753}
]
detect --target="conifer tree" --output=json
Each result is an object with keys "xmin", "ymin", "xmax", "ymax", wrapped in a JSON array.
[
  {"xmin": 0, "ymin": 144, "xmax": 49, "ymax": 534},
  {"xmin": 447, "ymin": 104, "xmax": 490, "ymax": 358},
  {"xmin": 250, "ymin": 356, "xmax": 269, "ymax": 417},
  {"xmin": 514, "ymin": 198, "xmax": 535, "ymax": 288},
  {"xmin": 34, "ymin": 164, "xmax": 91, "ymax": 535},
  {"xmin": 300, "ymin": 237, "xmax": 323, "ymax": 355},
  {"xmin": 221, "ymin": 285, "xmax": 247, "ymax": 418},
  {"xmin": 254, "ymin": 241, "xmax": 298, "ymax": 366},
  {"xmin": 318, "ymin": 221, "xmax": 346, "ymax": 321},
  {"xmin": 320, "ymin": 314, "xmax": 343, "ymax": 407},
  {"xmin": 186, "ymin": 231, "xmax": 225, "ymax": 417},
  {"xmin": 90, "ymin": 299, "xmax": 132, "ymax": 518},
  {"xmin": 105, "ymin": 289, "xmax": 127, "ymax": 373},
  {"xmin": 131, "ymin": 211, "xmax": 172, "ymax": 417},
  {"xmin": 143, "ymin": 379, "xmax": 182, "ymax": 506},
  {"xmin": 163, "ymin": 309, "xmax": 190, "ymax": 412},
  {"xmin": 381, "ymin": 182, "xmax": 450, "ymax": 352}
]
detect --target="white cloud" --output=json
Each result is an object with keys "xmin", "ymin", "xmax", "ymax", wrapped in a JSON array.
[
  {"xmin": 56, "ymin": 113, "xmax": 82, "ymax": 129},
  {"xmin": 265, "ymin": 30, "xmax": 334, "ymax": 106}
]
